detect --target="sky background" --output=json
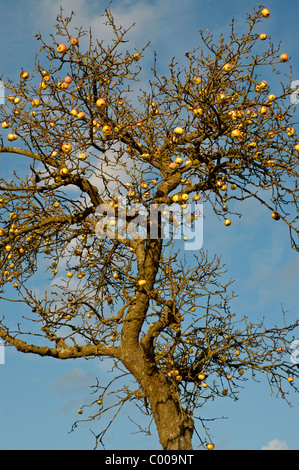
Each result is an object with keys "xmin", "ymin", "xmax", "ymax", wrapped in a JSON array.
[{"xmin": 0, "ymin": 0, "xmax": 298, "ymax": 451}]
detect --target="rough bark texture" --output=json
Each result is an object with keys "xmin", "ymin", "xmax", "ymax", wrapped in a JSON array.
[
  {"xmin": 120, "ymin": 346, "xmax": 194, "ymax": 450},
  {"xmin": 118, "ymin": 237, "xmax": 194, "ymax": 450}
]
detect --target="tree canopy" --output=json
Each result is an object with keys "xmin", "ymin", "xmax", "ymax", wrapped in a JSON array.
[{"xmin": 0, "ymin": 3, "xmax": 298, "ymax": 450}]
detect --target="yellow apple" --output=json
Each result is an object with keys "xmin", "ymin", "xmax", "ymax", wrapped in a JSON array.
[
  {"xmin": 57, "ymin": 44, "xmax": 67, "ymax": 53},
  {"xmin": 77, "ymin": 409, "xmax": 83, "ymax": 414},
  {"xmin": 172, "ymin": 194, "xmax": 181, "ymax": 203},
  {"xmin": 59, "ymin": 167, "xmax": 69, "ymax": 176},
  {"xmin": 288, "ymin": 376, "xmax": 294, "ymax": 383},
  {"xmin": 224, "ymin": 219, "xmax": 231, "ymax": 226},
  {"xmin": 248, "ymin": 141, "xmax": 257, "ymax": 149},
  {"xmin": 96, "ymin": 98, "xmax": 106, "ymax": 107},
  {"xmin": 206, "ymin": 443, "xmax": 215, "ymax": 451},
  {"xmin": 259, "ymin": 33, "xmax": 267, "ymax": 40},
  {"xmin": 2, "ymin": 121, "xmax": 9, "ymax": 129},
  {"xmin": 231, "ymin": 129, "xmax": 241, "ymax": 139},
  {"xmin": 267, "ymin": 131, "xmax": 275, "ymax": 139},
  {"xmin": 193, "ymin": 107, "xmax": 204, "ymax": 116},
  {"xmin": 70, "ymin": 38, "xmax": 78, "ymax": 46},
  {"xmin": 280, "ymin": 53, "xmax": 289, "ymax": 62},
  {"xmin": 259, "ymin": 80, "xmax": 268, "ymax": 89},
  {"xmin": 261, "ymin": 8, "xmax": 270, "ymax": 17},
  {"xmin": 286, "ymin": 127, "xmax": 295, "ymax": 137},
  {"xmin": 197, "ymin": 373, "xmax": 205, "ymax": 381},
  {"xmin": 60, "ymin": 82, "xmax": 69, "ymax": 90},
  {"xmin": 31, "ymin": 98, "xmax": 40, "ymax": 107},
  {"xmin": 7, "ymin": 133, "xmax": 18, "ymax": 141},
  {"xmin": 138, "ymin": 279, "xmax": 147, "ymax": 286},
  {"xmin": 223, "ymin": 63, "xmax": 232, "ymax": 72},
  {"xmin": 78, "ymin": 153, "xmax": 87, "ymax": 161},
  {"xmin": 174, "ymin": 126, "xmax": 184, "ymax": 135},
  {"xmin": 271, "ymin": 211, "xmax": 280, "ymax": 220},
  {"xmin": 193, "ymin": 76, "xmax": 202, "ymax": 85},
  {"xmin": 259, "ymin": 106, "xmax": 268, "ymax": 115},
  {"xmin": 169, "ymin": 162, "xmax": 178, "ymax": 170},
  {"xmin": 67, "ymin": 272, "xmax": 73, "ymax": 278},
  {"xmin": 218, "ymin": 93, "xmax": 227, "ymax": 101},
  {"xmin": 21, "ymin": 71, "xmax": 29, "ymax": 79},
  {"xmin": 268, "ymin": 94, "xmax": 276, "ymax": 101},
  {"xmin": 61, "ymin": 142, "xmax": 72, "ymax": 153},
  {"xmin": 294, "ymin": 144, "xmax": 299, "ymax": 152},
  {"xmin": 102, "ymin": 125, "xmax": 112, "ymax": 135}
]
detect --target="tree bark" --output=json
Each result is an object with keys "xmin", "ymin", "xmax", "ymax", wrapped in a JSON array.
[
  {"xmin": 142, "ymin": 370, "xmax": 194, "ymax": 450},
  {"xmin": 120, "ymin": 347, "xmax": 194, "ymax": 450},
  {"xmin": 119, "ymin": 238, "xmax": 194, "ymax": 449}
]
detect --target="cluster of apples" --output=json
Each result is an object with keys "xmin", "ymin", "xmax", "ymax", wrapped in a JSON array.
[
  {"xmin": 1, "ymin": 217, "xmax": 34, "ymax": 288},
  {"xmin": 167, "ymin": 368, "xmax": 182, "ymax": 381},
  {"xmin": 123, "ymin": 178, "xmax": 158, "ymax": 202},
  {"xmin": 219, "ymin": 8, "xmax": 291, "ymax": 135},
  {"xmin": 56, "ymin": 38, "xmax": 79, "ymax": 55}
]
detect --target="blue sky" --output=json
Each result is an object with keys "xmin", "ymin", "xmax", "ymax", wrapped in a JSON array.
[{"xmin": 0, "ymin": 0, "xmax": 298, "ymax": 450}]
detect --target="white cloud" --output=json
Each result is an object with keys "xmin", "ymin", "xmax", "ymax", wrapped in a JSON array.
[
  {"xmin": 51, "ymin": 367, "xmax": 95, "ymax": 394},
  {"xmin": 29, "ymin": 0, "xmax": 157, "ymax": 48},
  {"xmin": 261, "ymin": 438, "xmax": 289, "ymax": 450}
]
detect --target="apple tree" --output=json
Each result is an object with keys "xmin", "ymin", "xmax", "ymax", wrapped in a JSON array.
[{"xmin": 0, "ymin": 4, "xmax": 298, "ymax": 450}]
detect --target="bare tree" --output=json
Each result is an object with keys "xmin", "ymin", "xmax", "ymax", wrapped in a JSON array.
[{"xmin": 0, "ymin": 4, "xmax": 298, "ymax": 450}]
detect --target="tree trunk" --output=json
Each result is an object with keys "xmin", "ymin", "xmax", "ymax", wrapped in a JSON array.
[
  {"xmin": 120, "ymin": 348, "xmax": 194, "ymax": 450},
  {"xmin": 119, "ymin": 238, "xmax": 194, "ymax": 449},
  {"xmin": 142, "ymin": 370, "xmax": 194, "ymax": 450}
]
